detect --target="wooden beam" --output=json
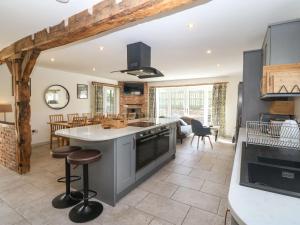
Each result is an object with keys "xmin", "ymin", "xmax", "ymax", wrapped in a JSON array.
[
  {"xmin": 5, "ymin": 49, "xmax": 40, "ymax": 174},
  {"xmin": 0, "ymin": 0, "xmax": 209, "ymax": 63}
]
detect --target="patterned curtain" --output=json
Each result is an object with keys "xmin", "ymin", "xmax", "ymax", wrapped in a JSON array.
[
  {"xmin": 148, "ymin": 87, "xmax": 156, "ymax": 118},
  {"xmin": 93, "ymin": 83, "xmax": 103, "ymax": 114},
  {"xmin": 212, "ymin": 83, "xmax": 227, "ymax": 136}
]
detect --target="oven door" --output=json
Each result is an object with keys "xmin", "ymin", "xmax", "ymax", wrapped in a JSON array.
[
  {"xmin": 136, "ymin": 134, "xmax": 158, "ymax": 171},
  {"xmin": 156, "ymin": 129, "xmax": 170, "ymax": 158}
]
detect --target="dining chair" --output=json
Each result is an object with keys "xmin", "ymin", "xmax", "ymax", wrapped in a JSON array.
[
  {"xmin": 82, "ymin": 113, "xmax": 92, "ymax": 119},
  {"xmin": 191, "ymin": 119, "xmax": 213, "ymax": 149},
  {"xmin": 49, "ymin": 114, "xmax": 65, "ymax": 149},
  {"xmin": 67, "ymin": 113, "xmax": 79, "ymax": 123},
  {"xmin": 71, "ymin": 116, "xmax": 87, "ymax": 127}
]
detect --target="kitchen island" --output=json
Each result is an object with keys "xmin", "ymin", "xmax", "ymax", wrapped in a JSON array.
[
  {"xmin": 56, "ymin": 118, "xmax": 177, "ymax": 206},
  {"xmin": 229, "ymin": 128, "xmax": 300, "ymax": 225}
]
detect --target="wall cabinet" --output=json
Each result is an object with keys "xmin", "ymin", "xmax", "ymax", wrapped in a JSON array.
[
  {"xmin": 116, "ymin": 134, "xmax": 136, "ymax": 194},
  {"xmin": 263, "ymin": 20, "xmax": 300, "ymax": 66}
]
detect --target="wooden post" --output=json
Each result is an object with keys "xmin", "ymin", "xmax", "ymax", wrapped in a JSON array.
[{"xmin": 6, "ymin": 49, "xmax": 40, "ymax": 174}]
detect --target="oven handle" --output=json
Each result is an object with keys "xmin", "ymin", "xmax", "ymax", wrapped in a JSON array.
[
  {"xmin": 138, "ymin": 135, "xmax": 158, "ymax": 143},
  {"xmin": 157, "ymin": 130, "xmax": 170, "ymax": 136}
]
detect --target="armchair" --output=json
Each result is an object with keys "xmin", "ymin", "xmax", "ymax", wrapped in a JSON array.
[{"xmin": 191, "ymin": 119, "xmax": 213, "ymax": 149}]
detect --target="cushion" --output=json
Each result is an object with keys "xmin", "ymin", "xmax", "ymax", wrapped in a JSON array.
[
  {"xmin": 180, "ymin": 125, "xmax": 192, "ymax": 135},
  {"xmin": 179, "ymin": 118, "xmax": 188, "ymax": 126}
]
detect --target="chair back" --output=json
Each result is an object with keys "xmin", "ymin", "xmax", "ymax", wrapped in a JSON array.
[
  {"xmin": 67, "ymin": 113, "xmax": 79, "ymax": 123},
  {"xmin": 49, "ymin": 114, "xmax": 64, "ymax": 122},
  {"xmin": 191, "ymin": 119, "xmax": 207, "ymax": 136},
  {"xmin": 71, "ymin": 116, "xmax": 87, "ymax": 127},
  {"xmin": 82, "ymin": 113, "xmax": 92, "ymax": 119}
]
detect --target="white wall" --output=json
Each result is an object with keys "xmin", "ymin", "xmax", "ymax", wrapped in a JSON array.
[
  {"xmin": 0, "ymin": 65, "xmax": 117, "ymax": 145},
  {"xmin": 148, "ymin": 75, "xmax": 242, "ymax": 137}
]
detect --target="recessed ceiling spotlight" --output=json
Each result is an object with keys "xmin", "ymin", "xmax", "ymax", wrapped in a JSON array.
[
  {"xmin": 99, "ymin": 46, "xmax": 104, "ymax": 51},
  {"xmin": 206, "ymin": 49, "xmax": 212, "ymax": 54},
  {"xmin": 217, "ymin": 64, "xmax": 221, "ymax": 67},
  {"xmin": 50, "ymin": 58, "xmax": 55, "ymax": 62},
  {"xmin": 56, "ymin": 0, "xmax": 70, "ymax": 3},
  {"xmin": 92, "ymin": 67, "xmax": 96, "ymax": 72},
  {"xmin": 187, "ymin": 23, "xmax": 194, "ymax": 29}
]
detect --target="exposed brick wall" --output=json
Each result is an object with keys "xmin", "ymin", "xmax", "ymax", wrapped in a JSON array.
[
  {"xmin": 0, "ymin": 122, "xmax": 17, "ymax": 172},
  {"xmin": 119, "ymin": 82, "xmax": 149, "ymax": 117}
]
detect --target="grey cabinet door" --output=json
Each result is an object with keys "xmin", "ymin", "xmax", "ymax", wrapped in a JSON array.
[{"xmin": 116, "ymin": 135, "xmax": 136, "ymax": 194}]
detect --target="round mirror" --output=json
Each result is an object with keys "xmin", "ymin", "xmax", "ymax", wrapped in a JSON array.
[{"xmin": 44, "ymin": 85, "xmax": 70, "ymax": 110}]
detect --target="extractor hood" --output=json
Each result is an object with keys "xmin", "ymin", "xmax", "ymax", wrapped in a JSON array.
[{"xmin": 112, "ymin": 42, "xmax": 164, "ymax": 79}]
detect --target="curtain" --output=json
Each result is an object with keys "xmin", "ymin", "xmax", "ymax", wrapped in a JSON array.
[
  {"xmin": 93, "ymin": 83, "xmax": 103, "ymax": 114},
  {"xmin": 212, "ymin": 83, "xmax": 227, "ymax": 136},
  {"xmin": 148, "ymin": 87, "xmax": 156, "ymax": 118}
]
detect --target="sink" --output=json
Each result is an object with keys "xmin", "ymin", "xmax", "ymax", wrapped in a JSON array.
[{"xmin": 240, "ymin": 142, "xmax": 300, "ymax": 198}]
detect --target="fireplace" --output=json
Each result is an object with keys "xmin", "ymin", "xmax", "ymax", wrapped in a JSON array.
[{"xmin": 126, "ymin": 105, "xmax": 144, "ymax": 119}]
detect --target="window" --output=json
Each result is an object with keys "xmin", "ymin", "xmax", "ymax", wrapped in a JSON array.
[
  {"xmin": 156, "ymin": 85, "xmax": 213, "ymax": 125},
  {"xmin": 103, "ymin": 86, "xmax": 119, "ymax": 115}
]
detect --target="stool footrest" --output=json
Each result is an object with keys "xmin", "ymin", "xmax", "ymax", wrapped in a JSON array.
[
  {"xmin": 57, "ymin": 175, "xmax": 81, "ymax": 183},
  {"xmin": 72, "ymin": 189, "xmax": 98, "ymax": 201}
]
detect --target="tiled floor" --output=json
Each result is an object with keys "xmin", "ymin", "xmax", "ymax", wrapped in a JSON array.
[{"xmin": 0, "ymin": 136, "xmax": 234, "ymax": 225}]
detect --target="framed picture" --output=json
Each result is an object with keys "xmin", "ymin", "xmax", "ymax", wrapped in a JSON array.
[{"xmin": 77, "ymin": 84, "xmax": 88, "ymax": 99}]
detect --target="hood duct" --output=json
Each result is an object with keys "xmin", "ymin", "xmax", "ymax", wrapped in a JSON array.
[{"xmin": 112, "ymin": 42, "xmax": 164, "ymax": 79}]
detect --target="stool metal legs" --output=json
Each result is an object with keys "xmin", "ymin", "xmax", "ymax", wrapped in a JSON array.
[
  {"xmin": 52, "ymin": 158, "xmax": 83, "ymax": 209},
  {"xmin": 69, "ymin": 164, "xmax": 103, "ymax": 223}
]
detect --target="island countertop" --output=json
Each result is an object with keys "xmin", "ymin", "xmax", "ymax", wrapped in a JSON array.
[
  {"xmin": 55, "ymin": 118, "xmax": 178, "ymax": 142},
  {"xmin": 229, "ymin": 128, "xmax": 300, "ymax": 225}
]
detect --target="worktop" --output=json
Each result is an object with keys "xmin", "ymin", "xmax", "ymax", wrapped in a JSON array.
[
  {"xmin": 229, "ymin": 128, "xmax": 300, "ymax": 225},
  {"xmin": 55, "ymin": 118, "xmax": 178, "ymax": 141}
]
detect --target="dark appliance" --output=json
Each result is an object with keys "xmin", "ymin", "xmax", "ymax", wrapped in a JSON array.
[
  {"xmin": 124, "ymin": 82, "xmax": 144, "ymax": 95},
  {"xmin": 111, "ymin": 42, "xmax": 164, "ymax": 79},
  {"xmin": 259, "ymin": 113, "xmax": 294, "ymax": 122},
  {"xmin": 136, "ymin": 126, "xmax": 170, "ymax": 171},
  {"xmin": 128, "ymin": 121, "xmax": 156, "ymax": 128},
  {"xmin": 240, "ymin": 142, "xmax": 300, "ymax": 198}
]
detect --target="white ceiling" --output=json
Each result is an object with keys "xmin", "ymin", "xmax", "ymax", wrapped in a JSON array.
[{"xmin": 1, "ymin": 0, "xmax": 300, "ymax": 82}]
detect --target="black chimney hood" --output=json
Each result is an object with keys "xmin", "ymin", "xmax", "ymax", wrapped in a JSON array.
[{"xmin": 112, "ymin": 42, "xmax": 164, "ymax": 79}]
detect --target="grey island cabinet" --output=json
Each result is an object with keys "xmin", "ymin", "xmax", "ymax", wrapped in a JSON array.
[{"xmin": 56, "ymin": 118, "xmax": 178, "ymax": 206}]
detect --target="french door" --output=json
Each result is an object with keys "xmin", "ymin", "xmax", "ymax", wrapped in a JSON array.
[
  {"xmin": 156, "ymin": 85, "xmax": 213, "ymax": 125},
  {"xmin": 103, "ymin": 86, "xmax": 119, "ymax": 115}
]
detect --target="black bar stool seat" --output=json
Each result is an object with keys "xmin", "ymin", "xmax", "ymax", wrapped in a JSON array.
[
  {"xmin": 51, "ymin": 146, "xmax": 83, "ymax": 209},
  {"xmin": 67, "ymin": 149, "xmax": 103, "ymax": 223}
]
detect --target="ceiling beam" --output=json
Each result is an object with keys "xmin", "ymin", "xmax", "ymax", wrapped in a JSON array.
[{"xmin": 0, "ymin": 0, "xmax": 209, "ymax": 63}]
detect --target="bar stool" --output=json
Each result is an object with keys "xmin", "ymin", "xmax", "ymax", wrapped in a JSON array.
[
  {"xmin": 67, "ymin": 149, "xmax": 103, "ymax": 223},
  {"xmin": 51, "ymin": 146, "xmax": 83, "ymax": 209}
]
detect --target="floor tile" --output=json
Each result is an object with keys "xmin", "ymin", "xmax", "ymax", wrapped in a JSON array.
[
  {"xmin": 139, "ymin": 179, "xmax": 178, "ymax": 198},
  {"xmin": 136, "ymin": 194, "xmax": 190, "ymax": 225},
  {"xmin": 172, "ymin": 187, "xmax": 220, "ymax": 214},
  {"xmin": 0, "ymin": 201, "xmax": 25, "ymax": 225},
  {"xmin": 0, "ymin": 182, "xmax": 46, "ymax": 209},
  {"xmin": 163, "ymin": 164, "xmax": 192, "ymax": 175},
  {"xmin": 119, "ymin": 188, "xmax": 149, "ymax": 207},
  {"xmin": 189, "ymin": 168, "xmax": 227, "ymax": 184},
  {"xmin": 201, "ymin": 181, "xmax": 229, "ymax": 198},
  {"xmin": 165, "ymin": 173, "xmax": 204, "ymax": 190},
  {"xmin": 99, "ymin": 203, "xmax": 153, "ymax": 225},
  {"xmin": 218, "ymin": 198, "xmax": 228, "ymax": 217},
  {"xmin": 149, "ymin": 218, "xmax": 174, "ymax": 225},
  {"xmin": 182, "ymin": 207, "xmax": 219, "ymax": 225}
]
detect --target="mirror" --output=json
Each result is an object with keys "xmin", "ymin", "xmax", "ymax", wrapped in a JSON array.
[{"xmin": 44, "ymin": 85, "xmax": 70, "ymax": 110}]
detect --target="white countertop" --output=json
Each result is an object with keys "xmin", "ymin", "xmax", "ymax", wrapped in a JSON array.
[
  {"xmin": 228, "ymin": 128, "xmax": 300, "ymax": 225},
  {"xmin": 55, "ymin": 118, "xmax": 178, "ymax": 142}
]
